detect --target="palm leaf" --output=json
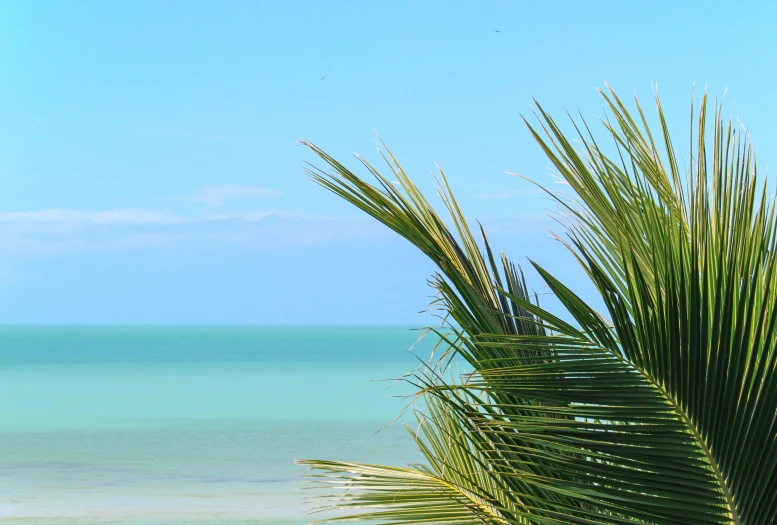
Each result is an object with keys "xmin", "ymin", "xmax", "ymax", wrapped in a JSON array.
[{"xmin": 297, "ymin": 86, "xmax": 777, "ymax": 525}]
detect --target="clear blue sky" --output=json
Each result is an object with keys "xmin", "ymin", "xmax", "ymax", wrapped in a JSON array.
[{"xmin": 0, "ymin": 1, "xmax": 775, "ymax": 323}]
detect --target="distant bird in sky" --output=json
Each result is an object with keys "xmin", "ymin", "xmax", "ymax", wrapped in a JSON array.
[
  {"xmin": 494, "ymin": 29, "xmax": 503, "ymax": 33},
  {"xmin": 320, "ymin": 75, "xmax": 326, "ymax": 80}
]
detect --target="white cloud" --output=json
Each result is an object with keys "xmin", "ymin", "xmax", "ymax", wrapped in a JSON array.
[
  {"xmin": 0, "ymin": 204, "xmax": 554, "ymax": 259},
  {"xmin": 472, "ymin": 189, "xmax": 541, "ymax": 200},
  {"xmin": 169, "ymin": 186, "xmax": 280, "ymax": 206},
  {"xmin": 0, "ymin": 209, "xmax": 184, "ymax": 226},
  {"xmin": 206, "ymin": 211, "xmax": 359, "ymax": 223},
  {"xmin": 0, "ymin": 207, "xmax": 384, "ymax": 256},
  {"xmin": 206, "ymin": 211, "xmax": 296, "ymax": 222}
]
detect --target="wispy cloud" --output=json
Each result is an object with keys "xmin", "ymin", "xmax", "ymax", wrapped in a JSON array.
[
  {"xmin": 0, "ymin": 207, "xmax": 384, "ymax": 256},
  {"xmin": 472, "ymin": 189, "xmax": 541, "ymax": 200},
  {"xmin": 206, "ymin": 211, "xmax": 361, "ymax": 223},
  {"xmin": 207, "ymin": 211, "xmax": 298, "ymax": 222},
  {"xmin": 168, "ymin": 186, "xmax": 280, "ymax": 206},
  {"xmin": 0, "ymin": 209, "xmax": 184, "ymax": 225},
  {"xmin": 0, "ymin": 203, "xmax": 555, "ymax": 259}
]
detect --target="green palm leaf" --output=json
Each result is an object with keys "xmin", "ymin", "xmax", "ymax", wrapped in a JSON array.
[{"xmin": 296, "ymin": 86, "xmax": 777, "ymax": 525}]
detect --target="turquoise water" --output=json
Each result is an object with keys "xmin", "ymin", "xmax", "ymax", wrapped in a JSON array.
[{"xmin": 0, "ymin": 326, "xmax": 431, "ymax": 524}]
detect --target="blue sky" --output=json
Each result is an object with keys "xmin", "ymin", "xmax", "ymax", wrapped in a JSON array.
[{"xmin": 0, "ymin": 1, "xmax": 775, "ymax": 323}]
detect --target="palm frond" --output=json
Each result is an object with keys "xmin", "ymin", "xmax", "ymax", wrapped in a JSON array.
[{"xmin": 297, "ymin": 86, "xmax": 777, "ymax": 525}]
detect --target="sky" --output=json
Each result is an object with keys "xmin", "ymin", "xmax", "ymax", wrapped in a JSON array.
[{"xmin": 0, "ymin": 1, "xmax": 775, "ymax": 324}]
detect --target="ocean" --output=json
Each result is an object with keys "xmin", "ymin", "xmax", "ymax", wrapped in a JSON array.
[{"xmin": 0, "ymin": 326, "xmax": 433, "ymax": 524}]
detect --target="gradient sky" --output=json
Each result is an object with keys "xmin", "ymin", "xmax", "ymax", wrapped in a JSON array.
[{"xmin": 0, "ymin": 1, "xmax": 775, "ymax": 323}]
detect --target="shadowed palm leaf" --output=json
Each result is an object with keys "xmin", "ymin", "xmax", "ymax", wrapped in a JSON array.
[{"xmin": 296, "ymin": 87, "xmax": 777, "ymax": 525}]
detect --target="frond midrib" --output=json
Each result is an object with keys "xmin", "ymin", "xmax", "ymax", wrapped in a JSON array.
[
  {"xmin": 660, "ymin": 381, "xmax": 742, "ymax": 525},
  {"xmin": 614, "ymin": 349, "xmax": 743, "ymax": 525}
]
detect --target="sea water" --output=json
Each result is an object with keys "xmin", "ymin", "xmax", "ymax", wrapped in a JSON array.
[{"xmin": 0, "ymin": 326, "xmax": 433, "ymax": 524}]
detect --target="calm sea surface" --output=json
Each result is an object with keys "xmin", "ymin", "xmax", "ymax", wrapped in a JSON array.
[{"xmin": 0, "ymin": 326, "xmax": 432, "ymax": 524}]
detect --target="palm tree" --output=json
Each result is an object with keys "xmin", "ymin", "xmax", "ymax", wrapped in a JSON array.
[{"xmin": 296, "ymin": 87, "xmax": 777, "ymax": 525}]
